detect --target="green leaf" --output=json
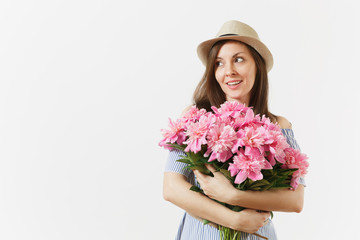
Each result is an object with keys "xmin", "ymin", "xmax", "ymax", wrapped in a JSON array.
[
  {"xmin": 219, "ymin": 169, "xmax": 233, "ymax": 181},
  {"xmin": 191, "ymin": 165, "xmax": 214, "ymax": 176},
  {"xmin": 272, "ymin": 183, "xmax": 292, "ymax": 189},
  {"xmin": 231, "ymin": 206, "xmax": 245, "ymax": 212},
  {"xmin": 176, "ymin": 159, "xmax": 192, "ymax": 164},
  {"xmin": 198, "ymin": 158, "xmax": 210, "ymax": 164},
  {"xmin": 273, "ymin": 175, "xmax": 289, "ymax": 182},
  {"xmin": 278, "ymin": 168, "xmax": 298, "ymax": 175},
  {"xmin": 236, "ymin": 179, "xmax": 250, "ymax": 190},
  {"xmin": 262, "ymin": 183, "xmax": 274, "ymax": 190},
  {"xmin": 183, "ymin": 164, "xmax": 195, "ymax": 169},
  {"xmin": 168, "ymin": 144, "xmax": 186, "ymax": 151},
  {"xmin": 203, "ymin": 219, "xmax": 210, "ymax": 225},
  {"xmin": 187, "ymin": 151, "xmax": 205, "ymax": 164},
  {"xmin": 248, "ymin": 179, "xmax": 270, "ymax": 188},
  {"xmin": 190, "ymin": 185, "xmax": 203, "ymax": 193}
]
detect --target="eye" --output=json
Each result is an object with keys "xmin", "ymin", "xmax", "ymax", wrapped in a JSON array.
[
  {"xmin": 215, "ymin": 61, "xmax": 223, "ymax": 67},
  {"xmin": 235, "ymin": 57, "xmax": 244, "ymax": 63}
]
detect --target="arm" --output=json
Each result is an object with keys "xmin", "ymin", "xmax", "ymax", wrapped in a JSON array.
[
  {"xmin": 229, "ymin": 184, "xmax": 304, "ymax": 213},
  {"xmin": 163, "ymin": 172, "xmax": 270, "ymax": 233},
  {"xmin": 194, "ymin": 165, "xmax": 304, "ymax": 213}
]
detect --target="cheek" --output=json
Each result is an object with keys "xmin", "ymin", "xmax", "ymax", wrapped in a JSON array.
[
  {"xmin": 215, "ymin": 69, "xmax": 224, "ymax": 83},
  {"xmin": 247, "ymin": 66, "xmax": 257, "ymax": 85}
]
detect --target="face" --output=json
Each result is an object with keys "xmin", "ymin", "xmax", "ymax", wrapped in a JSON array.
[{"xmin": 214, "ymin": 41, "xmax": 257, "ymax": 106}]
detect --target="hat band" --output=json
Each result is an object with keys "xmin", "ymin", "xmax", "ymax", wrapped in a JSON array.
[{"xmin": 218, "ymin": 33, "xmax": 238, "ymax": 37}]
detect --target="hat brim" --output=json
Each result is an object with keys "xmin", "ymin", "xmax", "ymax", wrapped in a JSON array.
[{"xmin": 197, "ymin": 35, "xmax": 273, "ymax": 72}]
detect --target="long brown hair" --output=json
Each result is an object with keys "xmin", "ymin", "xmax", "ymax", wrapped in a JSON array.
[{"xmin": 193, "ymin": 40, "xmax": 277, "ymax": 122}]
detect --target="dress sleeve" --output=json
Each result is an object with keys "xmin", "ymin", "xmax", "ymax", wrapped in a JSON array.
[
  {"xmin": 164, "ymin": 149, "xmax": 192, "ymax": 179},
  {"xmin": 281, "ymin": 128, "xmax": 301, "ymax": 151},
  {"xmin": 281, "ymin": 128, "xmax": 306, "ymax": 186}
]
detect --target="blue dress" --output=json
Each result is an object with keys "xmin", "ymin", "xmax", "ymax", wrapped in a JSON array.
[{"xmin": 164, "ymin": 128, "xmax": 305, "ymax": 240}]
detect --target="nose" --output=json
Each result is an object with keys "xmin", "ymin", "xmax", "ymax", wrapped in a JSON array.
[{"xmin": 225, "ymin": 63, "xmax": 236, "ymax": 77}]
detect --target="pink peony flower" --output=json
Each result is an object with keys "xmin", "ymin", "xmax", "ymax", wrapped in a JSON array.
[
  {"xmin": 181, "ymin": 106, "xmax": 208, "ymax": 123},
  {"xmin": 229, "ymin": 149, "xmax": 272, "ymax": 184},
  {"xmin": 183, "ymin": 115, "xmax": 214, "ymax": 153},
  {"xmin": 211, "ymin": 101, "xmax": 250, "ymax": 119},
  {"xmin": 261, "ymin": 115, "xmax": 281, "ymax": 131},
  {"xmin": 205, "ymin": 124, "xmax": 238, "ymax": 162},
  {"xmin": 264, "ymin": 129, "xmax": 290, "ymax": 165},
  {"xmin": 281, "ymin": 148, "xmax": 309, "ymax": 189},
  {"xmin": 232, "ymin": 126, "xmax": 268, "ymax": 157},
  {"xmin": 215, "ymin": 114, "xmax": 235, "ymax": 127},
  {"xmin": 159, "ymin": 118, "xmax": 187, "ymax": 150},
  {"xmin": 232, "ymin": 108, "xmax": 260, "ymax": 129}
]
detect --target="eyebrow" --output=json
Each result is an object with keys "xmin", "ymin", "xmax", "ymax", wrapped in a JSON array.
[{"xmin": 216, "ymin": 51, "xmax": 245, "ymax": 59}]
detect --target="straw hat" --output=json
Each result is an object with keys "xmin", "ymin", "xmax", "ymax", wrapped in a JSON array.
[{"xmin": 197, "ymin": 20, "xmax": 273, "ymax": 72}]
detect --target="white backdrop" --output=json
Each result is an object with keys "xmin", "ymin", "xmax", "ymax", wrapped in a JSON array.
[{"xmin": 1, "ymin": 0, "xmax": 359, "ymax": 239}]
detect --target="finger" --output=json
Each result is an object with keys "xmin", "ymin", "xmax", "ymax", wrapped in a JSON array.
[
  {"xmin": 205, "ymin": 164, "xmax": 222, "ymax": 176},
  {"xmin": 193, "ymin": 169, "xmax": 206, "ymax": 176},
  {"xmin": 205, "ymin": 164, "xmax": 217, "ymax": 172},
  {"xmin": 193, "ymin": 170, "xmax": 205, "ymax": 181}
]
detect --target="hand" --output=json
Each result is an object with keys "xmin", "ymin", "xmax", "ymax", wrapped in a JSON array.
[
  {"xmin": 231, "ymin": 209, "xmax": 270, "ymax": 234},
  {"xmin": 193, "ymin": 164, "xmax": 236, "ymax": 204}
]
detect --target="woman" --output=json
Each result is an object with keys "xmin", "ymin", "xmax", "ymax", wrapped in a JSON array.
[{"xmin": 163, "ymin": 20, "xmax": 305, "ymax": 240}]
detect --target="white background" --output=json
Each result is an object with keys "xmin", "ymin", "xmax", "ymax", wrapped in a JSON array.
[{"xmin": 0, "ymin": 0, "xmax": 359, "ymax": 239}]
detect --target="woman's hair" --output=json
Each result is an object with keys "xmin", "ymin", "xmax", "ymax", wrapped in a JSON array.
[{"xmin": 193, "ymin": 40, "xmax": 277, "ymax": 122}]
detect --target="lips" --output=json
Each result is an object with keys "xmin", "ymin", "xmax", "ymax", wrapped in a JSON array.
[{"xmin": 226, "ymin": 80, "xmax": 243, "ymax": 88}]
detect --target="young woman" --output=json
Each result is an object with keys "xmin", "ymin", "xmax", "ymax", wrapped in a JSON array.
[{"xmin": 163, "ymin": 20, "xmax": 305, "ymax": 240}]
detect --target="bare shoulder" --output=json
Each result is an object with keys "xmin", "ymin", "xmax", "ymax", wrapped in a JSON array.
[{"xmin": 276, "ymin": 115, "xmax": 292, "ymax": 129}]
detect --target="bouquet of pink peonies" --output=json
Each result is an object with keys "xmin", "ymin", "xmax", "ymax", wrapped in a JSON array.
[{"xmin": 159, "ymin": 101, "xmax": 309, "ymax": 240}]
